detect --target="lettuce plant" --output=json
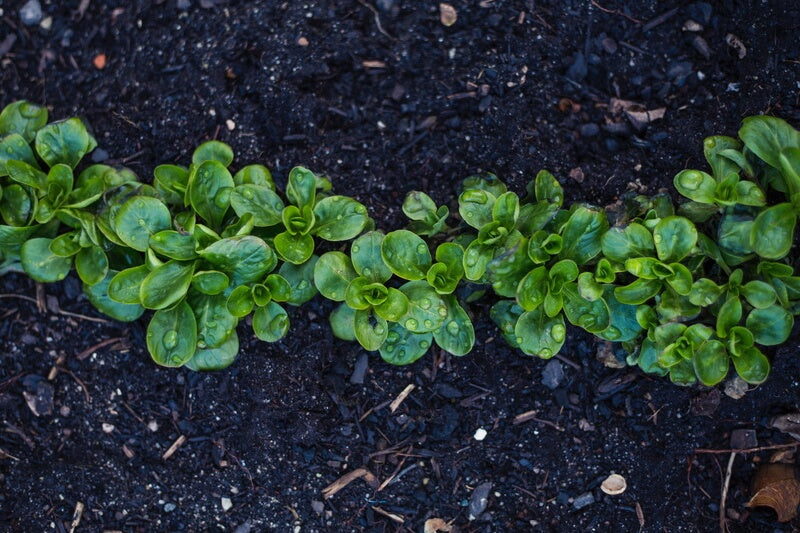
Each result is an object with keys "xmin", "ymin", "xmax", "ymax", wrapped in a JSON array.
[{"xmin": 2, "ymin": 99, "xmax": 799, "ymax": 390}]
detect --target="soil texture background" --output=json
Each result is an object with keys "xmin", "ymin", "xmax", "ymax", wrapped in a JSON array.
[{"xmin": 1, "ymin": 0, "xmax": 800, "ymax": 531}]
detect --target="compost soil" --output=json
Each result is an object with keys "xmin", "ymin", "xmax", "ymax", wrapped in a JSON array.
[{"xmin": 1, "ymin": 0, "xmax": 800, "ymax": 531}]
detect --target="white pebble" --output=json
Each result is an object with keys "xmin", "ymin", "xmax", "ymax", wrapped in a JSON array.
[
  {"xmin": 226, "ymin": 119, "xmax": 235, "ymax": 131},
  {"xmin": 221, "ymin": 497, "xmax": 232, "ymax": 511},
  {"xmin": 473, "ymin": 428, "xmax": 487, "ymax": 441}
]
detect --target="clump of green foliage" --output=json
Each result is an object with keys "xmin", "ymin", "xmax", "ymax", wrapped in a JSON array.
[{"xmin": 1, "ymin": 100, "xmax": 798, "ymax": 386}]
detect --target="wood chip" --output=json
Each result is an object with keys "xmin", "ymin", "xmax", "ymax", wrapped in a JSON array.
[
  {"xmin": 362, "ymin": 60, "xmax": 386, "ymax": 68},
  {"xmin": 322, "ymin": 467, "xmax": 379, "ymax": 499},
  {"xmin": 373, "ymin": 506, "xmax": 404, "ymax": 523},
  {"xmin": 162, "ymin": 435, "xmax": 186, "ymax": 461},
  {"xmin": 68, "ymin": 501, "xmax": 84, "ymax": 533},
  {"xmin": 439, "ymin": 3, "xmax": 457, "ymax": 26},
  {"xmin": 389, "ymin": 384, "xmax": 415, "ymax": 413},
  {"xmin": 424, "ymin": 518, "xmax": 453, "ymax": 533}
]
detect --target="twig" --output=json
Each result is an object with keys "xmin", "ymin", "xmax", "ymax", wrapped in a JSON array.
[
  {"xmin": 372, "ymin": 506, "xmax": 404, "ymax": 524},
  {"xmin": 77, "ymin": 336, "xmax": 126, "ymax": 360},
  {"xmin": 694, "ymin": 442, "xmax": 800, "ymax": 454},
  {"xmin": 322, "ymin": 468, "xmax": 379, "ymax": 499},
  {"xmin": 0, "ymin": 294, "xmax": 38, "ymax": 304},
  {"xmin": 162, "ymin": 435, "xmax": 187, "ymax": 460},
  {"xmin": 59, "ymin": 367, "xmax": 91, "ymax": 403},
  {"xmin": 68, "ymin": 501, "xmax": 84, "ymax": 533},
  {"xmin": 589, "ymin": 0, "xmax": 642, "ymax": 24},
  {"xmin": 57, "ymin": 309, "xmax": 111, "ymax": 324},
  {"xmin": 512, "ymin": 410, "xmax": 565, "ymax": 431},
  {"xmin": 356, "ymin": 0, "xmax": 394, "ymax": 40},
  {"xmin": 389, "ymin": 384, "xmax": 415, "ymax": 413},
  {"xmin": 720, "ymin": 452, "xmax": 736, "ymax": 533},
  {"xmin": 555, "ymin": 353, "xmax": 580, "ymax": 370}
]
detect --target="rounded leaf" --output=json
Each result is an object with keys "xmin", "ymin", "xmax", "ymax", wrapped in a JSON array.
[
  {"xmin": 146, "ymin": 300, "xmax": 197, "ymax": 367},
  {"xmin": 0, "ymin": 100, "xmax": 48, "ymax": 142},
  {"xmin": 274, "ymin": 231, "xmax": 314, "ymax": 265},
  {"xmin": 382, "ymin": 229, "xmax": 432, "ymax": 281},
  {"xmin": 351, "ymin": 231, "xmax": 392, "ymax": 283},
  {"xmin": 732, "ymin": 346, "xmax": 770, "ymax": 385},
  {"xmin": 185, "ymin": 331, "xmax": 239, "ymax": 371},
  {"xmin": 253, "ymin": 301, "xmax": 289, "ymax": 342},
  {"xmin": 314, "ymin": 251, "xmax": 357, "ymax": 301},
  {"xmin": 149, "ymin": 230, "xmax": 198, "ymax": 261},
  {"xmin": 191, "ymin": 270, "xmax": 230, "ymax": 295},
  {"xmin": 230, "ymin": 184, "xmax": 284, "ymax": 227},
  {"xmin": 83, "ymin": 269, "xmax": 145, "ymax": 322},
  {"xmin": 35, "ymin": 117, "xmax": 97, "ymax": 169},
  {"xmin": 114, "ymin": 196, "xmax": 172, "ymax": 252},
  {"xmin": 226, "ymin": 285, "xmax": 255, "ymax": 317},
  {"xmin": 192, "ymin": 140, "xmax": 234, "ymax": 167},
  {"xmin": 433, "ymin": 295, "xmax": 475, "ymax": 356},
  {"xmin": 399, "ymin": 281, "xmax": 446, "ymax": 333},
  {"xmin": 108, "ymin": 265, "xmax": 150, "ymax": 304},
  {"xmin": 354, "ymin": 309, "xmax": 388, "ymax": 351},
  {"xmin": 188, "ymin": 160, "xmax": 234, "ymax": 229},
  {"xmin": 693, "ymin": 340, "xmax": 729, "ymax": 386},
  {"xmin": 330, "ymin": 303, "xmax": 357, "ymax": 341},
  {"xmin": 751, "ymin": 203, "xmax": 795, "ymax": 260},
  {"xmin": 21, "ymin": 238, "xmax": 72, "ymax": 282},
  {"xmin": 380, "ymin": 323, "xmax": 433, "ymax": 365},
  {"xmin": 653, "ymin": 216, "xmax": 697, "ymax": 263},
  {"xmin": 514, "ymin": 307, "xmax": 566, "ymax": 359},
  {"xmin": 140, "ymin": 260, "xmax": 195, "ymax": 310},
  {"xmin": 75, "ymin": 245, "xmax": 108, "ymax": 286},
  {"xmin": 313, "ymin": 195, "xmax": 369, "ymax": 241},
  {"xmin": 233, "ymin": 164, "xmax": 274, "ymax": 188},
  {"xmin": 199, "ymin": 235, "xmax": 276, "ymax": 285},
  {"xmin": 673, "ymin": 170, "xmax": 717, "ymax": 203},
  {"xmin": 189, "ymin": 292, "xmax": 238, "ymax": 349},
  {"xmin": 278, "ymin": 257, "xmax": 318, "ymax": 306},
  {"xmin": 746, "ymin": 306, "xmax": 794, "ymax": 346}
]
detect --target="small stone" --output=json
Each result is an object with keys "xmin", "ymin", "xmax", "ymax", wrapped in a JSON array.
[
  {"xmin": 147, "ymin": 420, "xmax": 159, "ymax": 432},
  {"xmin": 601, "ymin": 37, "xmax": 618, "ymax": 54},
  {"xmin": 221, "ymin": 497, "xmax": 233, "ymax": 511},
  {"xmin": 579, "ymin": 123, "xmax": 600, "ymax": 137},
  {"xmin": 572, "ymin": 492, "xmax": 595, "ymax": 510},
  {"xmin": 468, "ymin": 482, "xmax": 492, "ymax": 519},
  {"xmin": 23, "ymin": 380, "xmax": 54, "ymax": 417},
  {"xmin": 439, "ymin": 3, "xmax": 457, "ymax": 26},
  {"xmin": 376, "ymin": 0, "xmax": 395, "ymax": 12},
  {"xmin": 297, "ymin": 36, "xmax": 309, "ymax": 47},
  {"xmin": 541, "ymin": 359, "xmax": 564, "ymax": 390},
  {"xmin": 730, "ymin": 428, "xmax": 757, "ymax": 450},
  {"xmin": 163, "ymin": 503, "xmax": 176, "ymax": 512},
  {"xmin": 59, "ymin": 405, "xmax": 71, "ymax": 417},
  {"xmin": 102, "ymin": 423, "xmax": 115, "ymax": 434},
  {"xmin": 177, "ymin": 0, "xmax": 192, "ymax": 9},
  {"xmin": 39, "ymin": 16, "xmax": 52, "ymax": 30},
  {"xmin": 566, "ymin": 51, "xmax": 587, "ymax": 81},
  {"xmin": 233, "ymin": 521, "xmax": 252, "ymax": 533},
  {"xmin": 691, "ymin": 35, "xmax": 711, "ymax": 60},
  {"xmin": 578, "ymin": 418, "xmax": 595, "ymax": 432},
  {"xmin": 311, "ymin": 500, "xmax": 324, "ymax": 514},
  {"xmin": 473, "ymin": 428, "xmax": 487, "ymax": 441},
  {"xmin": 682, "ymin": 19, "xmax": 703, "ymax": 32},
  {"xmin": 225, "ymin": 119, "xmax": 236, "ymax": 131},
  {"xmin": 350, "ymin": 353, "xmax": 368, "ymax": 384},
  {"xmin": 724, "ymin": 376, "xmax": 749, "ymax": 399},
  {"xmin": 601, "ymin": 474, "xmax": 627, "ymax": 495},
  {"xmin": 91, "ymin": 148, "xmax": 109, "ymax": 163},
  {"xmin": 19, "ymin": 0, "xmax": 42, "ymax": 26}
]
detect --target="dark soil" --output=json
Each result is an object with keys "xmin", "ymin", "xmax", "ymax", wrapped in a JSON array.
[{"xmin": 1, "ymin": 0, "xmax": 800, "ymax": 531}]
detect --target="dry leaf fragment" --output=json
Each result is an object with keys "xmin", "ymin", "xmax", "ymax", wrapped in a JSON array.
[
  {"xmin": 439, "ymin": 3, "xmax": 457, "ymax": 26},
  {"xmin": 746, "ymin": 463, "xmax": 800, "ymax": 522},
  {"xmin": 424, "ymin": 518, "xmax": 453, "ymax": 533},
  {"xmin": 322, "ymin": 467, "xmax": 379, "ymax": 499},
  {"xmin": 768, "ymin": 413, "xmax": 800, "ymax": 441}
]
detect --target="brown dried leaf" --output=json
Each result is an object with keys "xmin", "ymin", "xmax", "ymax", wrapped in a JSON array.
[
  {"xmin": 746, "ymin": 463, "xmax": 800, "ymax": 522},
  {"xmin": 439, "ymin": 3, "xmax": 457, "ymax": 26},
  {"xmin": 768, "ymin": 413, "xmax": 800, "ymax": 441},
  {"xmin": 424, "ymin": 518, "xmax": 453, "ymax": 533}
]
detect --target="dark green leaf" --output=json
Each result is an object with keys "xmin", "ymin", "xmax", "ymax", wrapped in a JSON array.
[
  {"xmin": 732, "ymin": 346, "xmax": 770, "ymax": 384},
  {"xmin": 188, "ymin": 160, "xmax": 234, "ymax": 229},
  {"xmin": 108, "ymin": 265, "xmax": 149, "ymax": 304},
  {"xmin": 286, "ymin": 166, "xmax": 317, "ymax": 209},
  {"xmin": 149, "ymin": 230, "xmax": 198, "ymax": 261},
  {"xmin": 0, "ymin": 101, "xmax": 48, "ymax": 142},
  {"xmin": 314, "ymin": 251, "xmax": 357, "ymax": 301},
  {"xmin": 185, "ymin": 331, "xmax": 239, "ymax": 371},
  {"xmin": 490, "ymin": 300, "xmax": 523, "ymax": 348},
  {"xmin": 433, "ymin": 295, "xmax": 474, "ymax": 356},
  {"xmin": 562, "ymin": 284, "xmax": 610, "ymax": 333},
  {"xmin": 330, "ymin": 303, "xmax": 357, "ymax": 341},
  {"xmin": 192, "ymin": 140, "xmax": 234, "ymax": 167},
  {"xmin": 35, "ymin": 118, "xmax": 97, "ymax": 169},
  {"xmin": 402, "ymin": 191, "xmax": 437, "ymax": 221},
  {"xmin": 558, "ymin": 206, "xmax": 608, "ymax": 263},
  {"xmin": 230, "ymin": 184, "xmax": 284, "ymax": 227},
  {"xmin": 351, "ymin": 231, "xmax": 392, "ymax": 283},
  {"xmin": 140, "ymin": 260, "xmax": 195, "ymax": 310},
  {"xmin": 750, "ymin": 203, "xmax": 795, "ymax": 260},
  {"xmin": 83, "ymin": 269, "xmax": 145, "ymax": 322},
  {"xmin": 514, "ymin": 307, "xmax": 566, "ymax": 358},
  {"xmin": 0, "ymin": 184, "xmax": 35, "ymax": 226},
  {"xmin": 354, "ymin": 308, "xmax": 388, "ymax": 351},
  {"xmin": 20, "ymin": 237, "xmax": 71, "ymax": 282},
  {"xmin": 146, "ymin": 300, "xmax": 197, "ymax": 367},
  {"xmin": 653, "ymin": 216, "xmax": 697, "ymax": 263},
  {"xmin": 75, "ymin": 245, "xmax": 108, "ymax": 286},
  {"xmin": 199, "ymin": 235, "xmax": 276, "ymax": 285},
  {"xmin": 380, "ymin": 323, "xmax": 433, "ymax": 365},
  {"xmin": 673, "ymin": 170, "xmax": 717, "ymax": 203},
  {"xmin": 191, "ymin": 270, "xmax": 229, "ymax": 295},
  {"xmin": 516, "ymin": 266, "xmax": 547, "ymax": 311},
  {"xmin": 614, "ymin": 278, "xmax": 662, "ymax": 305},
  {"xmin": 0, "ymin": 133, "xmax": 38, "ymax": 176},
  {"xmin": 746, "ymin": 305, "xmax": 793, "ymax": 346},
  {"xmin": 278, "ymin": 256, "xmax": 318, "ymax": 305},
  {"xmin": 114, "ymin": 196, "xmax": 172, "ymax": 252},
  {"xmin": 313, "ymin": 195, "xmax": 369, "ymax": 241},
  {"xmin": 532, "ymin": 169, "xmax": 564, "ymax": 206},
  {"xmin": 739, "ymin": 115, "xmax": 800, "ymax": 170},
  {"xmin": 153, "ymin": 164, "xmax": 189, "ymax": 205},
  {"xmin": 399, "ymin": 280, "xmax": 446, "ymax": 333},
  {"xmin": 189, "ymin": 292, "xmax": 238, "ymax": 349},
  {"xmin": 252, "ymin": 301, "xmax": 289, "ymax": 342},
  {"xmin": 458, "ymin": 189, "xmax": 496, "ymax": 229},
  {"xmin": 463, "ymin": 240, "xmax": 493, "ymax": 281}
]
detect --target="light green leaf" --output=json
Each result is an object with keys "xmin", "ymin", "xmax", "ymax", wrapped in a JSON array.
[
  {"xmin": 140, "ymin": 260, "xmax": 195, "ymax": 310},
  {"xmin": 314, "ymin": 251, "xmax": 356, "ymax": 301},
  {"xmin": 673, "ymin": 170, "xmax": 717, "ymax": 203},
  {"xmin": 230, "ymin": 184, "xmax": 284, "ymax": 227},
  {"xmin": 35, "ymin": 118, "xmax": 97, "ymax": 169},
  {"xmin": 380, "ymin": 323, "xmax": 433, "ymax": 365},
  {"xmin": 278, "ymin": 257, "xmax": 318, "ymax": 306},
  {"xmin": 20, "ymin": 237, "xmax": 71, "ymax": 282},
  {"xmin": 233, "ymin": 164, "xmax": 274, "ymax": 188},
  {"xmin": 0, "ymin": 101, "xmax": 48, "ymax": 142},
  {"xmin": 191, "ymin": 270, "xmax": 230, "ymax": 295},
  {"xmin": 562, "ymin": 284, "xmax": 610, "ymax": 333},
  {"xmin": 274, "ymin": 231, "xmax": 314, "ymax": 265},
  {"xmin": 399, "ymin": 280, "xmax": 446, "ymax": 333},
  {"xmin": 192, "ymin": 140, "xmax": 234, "ymax": 167},
  {"xmin": 354, "ymin": 308, "xmax": 388, "ymax": 351},
  {"xmin": 313, "ymin": 195, "xmax": 369, "ymax": 241},
  {"xmin": 0, "ymin": 133, "xmax": 38, "ymax": 176},
  {"xmin": 199, "ymin": 235, "xmax": 276, "ymax": 285},
  {"xmin": 330, "ymin": 303, "xmax": 357, "ymax": 341},
  {"xmin": 286, "ymin": 166, "xmax": 317, "ymax": 209},
  {"xmin": 114, "ymin": 196, "xmax": 172, "ymax": 252},
  {"xmin": 108, "ymin": 265, "xmax": 149, "ymax": 304},
  {"xmin": 75, "ymin": 245, "xmax": 108, "ymax": 286},
  {"xmin": 381, "ymin": 229, "xmax": 432, "ymax": 281},
  {"xmin": 693, "ymin": 340, "xmax": 729, "ymax": 386},
  {"xmin": 558, "ymin": 206, "xmax": 608, "ymax": 264},
  {"xmin": 146, "ymin": 300, "xmax": 197, "ymax": 367},
  {"xmin": 732, "ymin": 346, "xmax": 770, "ymax": 384},
  {"xmin": 433, "ymin": 295, "xmax": 474, "ymax": 356},
  {"xmin": 750, "ymin": 203, "xmax": 795, "ymax": 260},
  {"xmin": 153, "ymin": 164, "xmax": 189, "ymax": 206},
  {"xmin": 653, "ymin": 216, "xmax": 697, "ymax": 263},
  {"xmin": 253, "ymin": 301, "xmax": 289, "ymax": 342},
  {"xmin": 351, "ymin": 231, "xmax": 392, "ymax": 283},
  {"xmin": 514, "ymin": 307, "xmax": 566, "ymax": 358},
  {"xmin": 746, "ymin": 305, "xmax": 793, "ymax": 346},
  {"xmin": 185, "ymin": 331, "xmax": 239, "ymax": 371},
  {"xmin": 188, "ymin": 160, "xmax": 234, "ymax": 229},
  {"xmin": 149, "ymin": 230, "xmax": 198, "ymax": 261},
  {"xmin": 226, "ymin": 285, "xmax": 254, "ymax": 317},
  {"xmin": 189, "ymin": 292, "xmax": 238, "ymax": 349},
  {"xmin": 458, "ymin": 189, "xmax": 496, "ymax": 230},
  {"xmin": 614, "ymin": 278, "xmax": 662, "ymax": 305}
]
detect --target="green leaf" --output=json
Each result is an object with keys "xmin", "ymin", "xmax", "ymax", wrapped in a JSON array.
[
  {"xmin": 199, "ymin": 235, "xmax": 276, "ymax": 285},
  {"xmin": 20, "ymin": 237, "xmax": 71, "ymax": 282},
  {"xmin": 0, "ymin": 133, "xmax": 38, "ymax": 176},
  {"xmin": 278, "ymin": 257, "xmax": 318, "ymax": 305},
  {"xmin": 458, "ymin": 189, "xmax": 496, "ymax": 229},
  {"xmin": 514, "ymin": 307, "xmax": 566, "ymax": 358},
  {"xmin": 636, "ymin": 338, "xmax": 668, "ymax": 376},
  {"xmin": 490, "ymin": 300, "xmax": 524, "ymax": 348},
  {"xmin": 149, "ymin": 230, "xmax": 198, "ymax": 260},
  {"xmin": 427, "ymin": 242, "xmax": 465, "ymax": 295},
  {"xmin": 704, "ymin": 135, "xmax": 743, "ymax": 180},
  {"xmin": 463, "ymin": 240, "xmax": 493, "ymax": 281},
  {"xmin": 7, "ymin": 159, "xmax": 47, "ymax": 191},
  {"xmin": 330, "ymin": 303, "xmax": 357, "ymax": 341},
  {"xmin": 286, "ymin": 166, "xmax": 317, "ymax": 209},
  {"xmin": 402, "ymin": 191, "xmax": 437, "ymax": 221},
  {"xmin": 653, "ymin": 216, "xmax": 697, "ymax": 263},
  {"xmin": 380, "ymin": 323, "xmax": 433, "ymax": 365},
  {"xmin": 433, "ymin": 295, "xmax": 474, "ymax": 356},
  {"xmin": 746, "ymin": 305, "xmax": 793, "ymax": 346},
  {"xmin": 313, "ymin": 195, "xmax": 369, "ymax": 241},
  {"xmin": 192, "ymin": 140, "xmax": 234, "ymax": 167},
  {"xmin": 739, "ymin": 115, "xmax": 800, "ymax": 170},
  {"xmin": 381, "ymin": 229, "xmax": 432, "ymax": 281},
  {"xmin": 191, "ymin": 270, "xmax": 230, "ymax": 295},
  {"xmin": 735, "ymin": 180, "xmax": 766, "ymax": 206},
  {"xmin": 49, "ymin": 231, "xmax": 82, "ymax": 257},
  {"xmin": 399, "ymin": 280, "xmax": 446, "ymax": 333},
  {"xmin": 108, "ymin": 265, "xmax": 149, "ymax": 304},
  {"xmin": 83, "ymin": 269, "xmax": 145, "ymax": 322},
  {"xmin": 673, "ymin": 170, "xmax": 717, "ymax": 203},
  {"xmin": 0, "ymin": 101, "xmax": 48, "ymax": 142},
  {"xmin": 314, "ymin": 252, "xmax": 356, "ymax": 301},
  {"xmin": 614, "ymin": 278, "xmax": 662, "ymax": 305},
  {"xmin": 226, "ymin": 285, "xmax": 254, "ymax": 317},
  {"xmin": 114, "ymin": 196, "xmax": 172, "ymax": 252},
  {"xmin": 732, "ymin": 346, "xmax": 770, "ymax": 385},
  {"xmin": 595, "ymin": 286, "xmax": 642, "ymax": 342},
  {"xmin": 462, "ymin": 172, "xmax": 507, "ymax": 197},
  {"xmin": 188, "ymin": 160, "xmax": 234, "ymax": 229},
  {"xmin": 351, "ymin": 231, "xmax": 392, "ymax": 283},
  {"xmin": 35, "ymin": 118, "xmax": 97, "ymax": 169},
  {"xmin": 140, "ymin": 260, "xmax": 195, "ymax": 310},
  {"xmin": 274, "ymin": 231, "xmax": 314, "ymax": 265},
  {"xmin": 189, "ymin": 292, "xmax": 238, "ymax": 349},
  {"xmin": 253, "ymin": 301, "xmax": 289, "ymax": 342},
  {"xmin": 0, "ymin": 184, "xmax": 35, "ymax": 227},
  {"xmin": 265, "ymin": 274, "xmax": 292, "ymax": 302},
  {"xmin": 562, "ymin": 284, "xmax": 610, "ymax": 333},
  {"xmin": 373, "ymin": 287, "xmax": 409, "ymax": 322},
  {"xmin": 693, "ymin": 340, "xmax": 729, "ymax": 386},
  {"xmin": 716, "ymin": 294, "xmax": 742, "ymax": 338},
  {"xmin": 233, "ymin": 164, "xmax": 274, "ymax": 188},
  {"xmin": 185, "ymin": 331, "xmax": 239, "ymax": 371},
  {"xmin": 741, "ymin": 280, "xmax": 777, "ymax": 309},
  {"xmin": 492, "ymin": 191, "xmax": 520, "ymax": 229},
  {"xmin": 146, "ymin": 300, "xmax": 197, "ymax": 367},
  {"xmin": 230, "ymin": 184, "xmax": 284, "ymax": 227},
  {"xmin": 558, "ymin": 206, "xmax": 608, "ymax": 263},
  {"xmin": 354, "ymin": 308, "xmax": 388, "ymax": 351},
  {"xmin": 689, "ymin": 278, "xmax": 725, "ymax": 307},
  {"xmin": 516, "ymin": 266, "xmax": 547, "ymax": 311},
  {"xmin": 532, "ymin": 169, "xmax": 564, "ymax": 206},
  {"xmin": 75, "ymin": 245, "xmax": 108, "ymax": 286},
  {"xmin": 153, "ymin": 164, "xmax": 189, "ymax": 205},
  {"xmin": 528, "ymin": 231, "xmax": 562, "ymax": 263},
  {"xmin": 345, "ymin": 276, "xmax": 376, "ymax": 310},
  {"xmin": 750, "ymin": 203, "xmax": 795, "ymax": 260}
]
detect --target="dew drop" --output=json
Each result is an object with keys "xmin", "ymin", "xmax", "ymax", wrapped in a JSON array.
[
  {"xmin": 653, "ymin": 234, "xmax": 663, "ymax": 244},
  {"xmin": 405, "ymin": 318, "xmax": 418, "ymax": 329},
  {"xmin": 416, "ymin": 243, "xmax": 427, "ymax": 255},
  {"xmin": 552, "ymin": 324, "xmax": 566, "ymax": 342},
  {"xmin": 385, "ymin": 344, "xmax": 395, "ymax": 352},
  {"xmin": 138, "ymin": 218, "xmax": 146, "ymax": 226},
  {"xmin": 352, "ymin": 244, "xmax": 360, "ymax": 253},
  {"xmin": 423, "ymin": 319, "xmax": 433, "ymax": 328},
  {"xmin": 374, "ymin": 324, "xmax": 385, "ymax": 335},
  {"xmin": 162, "ymin": 330, "xmax": 179, "ymax": 350},
  {"xmin": 362, "ymin": 267, "xmax": 372, "ymax": 276},
  {"xmin": 206, "ymin": 320, "xmax": 217, "ymax": 328},
  {"xmin": 336, "ymin": 214, "xmax": 343, "ymax": 220},
  {"xmin": 420, "ymin": 340, "xmax": 430, "ymax": 349},
  {"xmin": 465, "ymin": 255, "xmax": 477, "ymax": 267},
  {"xmin": 398, "ymin": 349, "xmax": 406, "ymax": 358},
  {"xmin": 420, "ymin": 298, "xmax": 431, "ymax": 309},
  {"xmin": 243, "ymin": 189, "xmax": 254, "ymax": 199},
  {"xmin": 387, "ymin": 331, "xmax": 400, "ymax": 343},
  {"xmin": 355, "ymin": 205, "xmax": 367, "ymax": 214},
  {"xmin": 446, "ymin": 321, "xmax": 460, "ymax": 335},
  {"xmin": 605, "ymin": 327, "xmax": 621, "ymax": 340},
  {"xmin": 197, "ymin": 339, "xmax": 207, "ymax": 349},
  {"xmin": 515, "ymin": 336, "xmax": 524, "ymax": 345},
  {"xmin": 540, "ymin": 348, "xmax": 553, "ymax": 358},
  {"xmin": 298, "ymin": 280, "xmax": 309, "ymax": 289},
  {"xmin": 438, "ymin": 306, "xmax": 448, "ymax": 317}
]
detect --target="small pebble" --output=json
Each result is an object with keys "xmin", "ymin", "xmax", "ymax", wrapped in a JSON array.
[
  {"xmin": 469, "ymin": 482, "xmax": 492, "ymax": 519},
  {"xmin": 164, "ymin": 503, "xmax": 176, "ymax": 512},
  {"xmin": 541, "ymin": 359, "xmax": 564, "ymax": 390},
  {"xmin": 473, "ymin": 428, "xmax": 487, "ymax": 441},
  {"xmin": 19, "ymin": 0, "xmax": 42, "ymax": 26},
  {"xmin": 221, "ymin": 497, "xmax": 233, "ymax": 511},
  {"xmin": 91, "ymin": 148, "xmax": 109, "ymax": 163},
  {"xmin": 102, "ymin": 423, "xmax": 115, "ymax": 433},
  {"xmin": 177, "ymin": 0, "xmax": 192, "ymax": 9},
  {"xmin": 39, "ymin": 16, "xmax": 52, "ymax": 30},
  {"xmin": 226, "ymin": 119, "xmax": 236, "ymax": 131},
  {"xmin": 311, "ymin": 500, "xmax": 324, "ymax": 514},
  {"xmin": 297, "ymin": 36, "xmax": 309, "ymax": 47},
  {"xmin": 579, "ymin": 123, "xmax": 600, "ymax": 137}
]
